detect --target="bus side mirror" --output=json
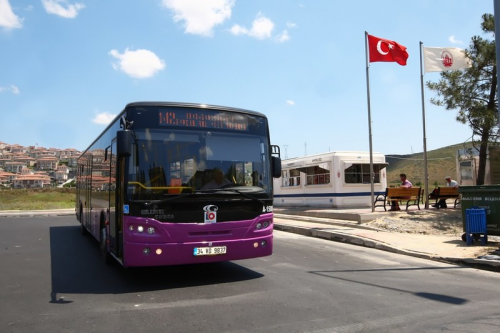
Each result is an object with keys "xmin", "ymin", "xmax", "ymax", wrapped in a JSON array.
[
  {"xmin": 272, "ymin": 156, "xmax": 282, "ymax": 178},
  {"xmin": 117, "ymin": 130, "xmax": 133, "ymax": 157}
]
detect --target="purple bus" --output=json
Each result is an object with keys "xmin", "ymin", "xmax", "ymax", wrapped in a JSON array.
[{"xmin": 76, "ymin": 102, "xmax": 281, "ymax": 267}]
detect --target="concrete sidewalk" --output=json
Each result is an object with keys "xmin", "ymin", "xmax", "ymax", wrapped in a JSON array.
[{"xmin": 274, "ymin": 207, "xmax": 500, "ymax": 271}]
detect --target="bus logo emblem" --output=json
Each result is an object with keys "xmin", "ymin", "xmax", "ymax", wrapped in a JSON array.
[{"xmin": 203, "ymin": 205, "xmax": 218, "ymax": 224}]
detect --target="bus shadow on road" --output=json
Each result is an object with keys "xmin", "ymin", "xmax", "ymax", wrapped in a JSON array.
[
  {"xmin": 309, "ymin": 269, "xmax": 468, "ymax": 305},
  {"xmin": 49, "ymin": 225, "xmax": 264, "ymax": 301}
]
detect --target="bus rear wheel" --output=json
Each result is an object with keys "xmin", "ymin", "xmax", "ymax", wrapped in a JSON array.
[
  {"xmin": 80, "ymin": 206, "xmax": 88, "ymax": 236},
  {"xmin": 100, "ymin": 226, "xmax": 112, "ymax": 265}
]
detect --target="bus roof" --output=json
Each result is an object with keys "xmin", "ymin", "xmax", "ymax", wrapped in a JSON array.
[
  {"xmin": 124, "ymin": 101, "xmax": 267, "ymax": 118},
  {"xmin": 79, "ymin": 101, "xmax": 268, "ymax": 157}
]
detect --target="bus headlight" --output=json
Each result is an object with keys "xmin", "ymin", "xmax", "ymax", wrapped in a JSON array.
[
  {"xmin": 256, "ymin": 223, "xmax": 262, "ymax": 230},
  {"xmin": 137, "ymin": 226, "xmax": 144, "ymax": 233},
  {"xmin": 147, "ymin": 227, "xmax": 155, "ymax": 234}
]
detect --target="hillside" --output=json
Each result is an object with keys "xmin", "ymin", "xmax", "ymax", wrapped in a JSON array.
[{"xmin": 385, "ymin": 143, "xmax": 473, "ymax": 187}]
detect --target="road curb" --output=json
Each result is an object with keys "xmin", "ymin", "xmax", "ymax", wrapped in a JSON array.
[
  {"xmin": 274, "ymin": 214, "xmax": 381, "ymax": 231},
  {"xmin": 0, "ymin": 209, "xmax": 75, "ymax": 218},
  {"xmin": 274, "ymin": 209, "xmax": 382, "ymax": 224},
  {"xmin": 274, "ymin": 223, "xmax": 500, "ymax": 272}
]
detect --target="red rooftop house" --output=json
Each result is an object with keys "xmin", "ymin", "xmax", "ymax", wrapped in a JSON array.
[
  {"xmin": 5, "ymin": 161, "xmax": 27, "ymax": 174},
  {"xmin": 0, "ymin": 172, "xmax": 16, "ymax": 187},
  {"xmin": 55, "ymin": 165, "xmax": 69, "ymax": 184},
  {"xmin": 36, "ymin": 157, "xmax": 59, "ymax": 170},
  {"xmin": 13, "ymin": 174, "xmax": 51, "ymax": 188}
]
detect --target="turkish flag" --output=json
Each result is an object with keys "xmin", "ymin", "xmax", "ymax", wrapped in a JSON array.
[{"xmin": 368, "ymin": 34, "xmax": 409, "ymax": 66}]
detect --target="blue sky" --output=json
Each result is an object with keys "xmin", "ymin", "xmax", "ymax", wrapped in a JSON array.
[{"xmin": 0, "ymin": 0, "xmax": 494, "ymax": 159}]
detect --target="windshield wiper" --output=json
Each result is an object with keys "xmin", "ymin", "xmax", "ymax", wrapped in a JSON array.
[
  {"xmin": 131, "ymin": 191, "xmax": 197, "ymax": 206},
  {"xmin": 131, "ymin": 187, "xmax": 266, "ymax": 206},
  {"xmin": 200, "ymin": 188, "xmax": 266, "ymax": 205}
]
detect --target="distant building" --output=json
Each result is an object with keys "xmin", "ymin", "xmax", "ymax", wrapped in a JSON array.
[
  {"xmin": 13, "ymin": 174, "xmax": 51, "ymax": 188},
  {"xmin": 55, "ymin": 165, "xmax": 70, "ymax": 184},
  {"xmin": 36, "ymin": 156, "xmax": 59, "ymax": 170},
  {"xmin": 0, "ymin": 141, "xmax": 81, "ymax": 186},
  {"xmin": 0, "ymin": 158, "xmax": 10, "ymax": 169},
  {"xmin": 0, "ymin": 171, "xmax": 16, "ymax": 187},
  {"xmin": 4, "ymin": 161, "xmax": 27, "ymax": 173},
  {"xmin": 456, "ymin": 146, "xmax": 500, "ymax": 185}
]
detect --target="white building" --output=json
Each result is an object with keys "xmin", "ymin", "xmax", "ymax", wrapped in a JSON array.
[
  {"xmin": 274, "ymin": 151, "xmax": 388, "ymax": 208},
  {"xmin": 13, "ymin": 174, "xmax": 51, "ymax": 188},
  {"xmin": 55, "ymin": 165, "xmax": 70, "ymax": 184}
]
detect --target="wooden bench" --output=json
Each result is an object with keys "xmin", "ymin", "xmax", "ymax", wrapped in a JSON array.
[
  {"xmin": 374, "ymin": 187, "xmax": 422, "ymax": 211},
  {"xmin": 428, "ymin": 187, "xmax": 460, "ymax": 208}
]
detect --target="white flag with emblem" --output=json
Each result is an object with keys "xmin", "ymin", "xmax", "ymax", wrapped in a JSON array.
[{"xmin": 423, "ymin": 47, "xmax": 472, "ymax": 72}]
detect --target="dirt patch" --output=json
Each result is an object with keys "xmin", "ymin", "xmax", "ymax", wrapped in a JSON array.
[
  {"xmin": 367, "ymin": 209, "xmax": 500, "ymax": 257},
  {"xmin": 367, "ymin": 209, "xmax": 468, "ymax": 237}
]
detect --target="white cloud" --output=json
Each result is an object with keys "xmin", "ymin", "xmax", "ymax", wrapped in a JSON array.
[
  {"xmin": 41, "ymin": 0, "xmax": 85, "ymax": 19},
  {"xmin": 449, "ymin": 35, "xmax": 463, "ymax": 44},
  {"xmin": 162, "ymin": 0, "xmax": 234, "ymax": 37},
  {"xmin": 286, "ymin": 21, "xmax": 296, "ymax": 28},
  {"xmin": 109, "ymin": 48, "xmax": 166, "ymax": 79},
  {"xmin": 230, "ymin": 13, "xmax": 274, "ymax": 40},
  {"xmin": 0, "ymin": 0, "xmax": 23, "ymax": 29},
  {"xmin": 0, "ymin": 85, "xmax": 20, "ymax": 94},
  {"xmin": 248, "ymin": 14, "xmax": 274, "ymax": 39},
  {"xmin": 286, "ymin": 100, "xmax": 295, "ymax": 106},
  {"xmin": 230, "ymin": 24, "xmax": 248, "ymax": 36},
  {"xmin": 92, "ymin": 112, "xmax": 117, "ymax": 125},
  {"xmin": 276, "ymin": 30, "xmax": 290, "ymax": 43}
]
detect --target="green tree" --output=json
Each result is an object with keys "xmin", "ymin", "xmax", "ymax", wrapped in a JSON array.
[{"xmin": 427, "ymin": 14, "xmax": 498, "ymax": 185}]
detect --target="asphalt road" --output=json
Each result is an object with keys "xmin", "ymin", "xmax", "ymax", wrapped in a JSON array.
[{"xmin": 1, "ymin": 216, "xmax": 500, "ymax": 333}]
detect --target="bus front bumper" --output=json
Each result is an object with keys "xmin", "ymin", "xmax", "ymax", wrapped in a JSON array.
[{"xmin": 122, "ymin": 234, "xmax": 273, "ymax": 267}]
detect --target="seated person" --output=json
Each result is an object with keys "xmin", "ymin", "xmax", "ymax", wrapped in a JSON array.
[
  {"xmin": 390, "ymin": 173, "xmax": 412, "ymax": 211},
  {"xmin": 432, "ymin": 176, "xmax": 459, "ymax": 208},
  {"xmin": 202, "ymin": 169, "xmax": 231, "ymax": 190}
]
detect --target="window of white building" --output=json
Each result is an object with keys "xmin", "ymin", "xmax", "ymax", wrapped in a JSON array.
[
  {"xmin": 281, "ymin": 169, "xmax": 301, "ymax": 187},
  {"xmin": 344, "ymin": 163, "xmax": 387, "ymax": 184}
]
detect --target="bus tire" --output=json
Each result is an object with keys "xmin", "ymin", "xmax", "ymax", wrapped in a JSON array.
[
  {"xmin": 80, "ymin": 205, "xmax": 88, "ymax": 236},
  {"xmin": 100, "ymin": 225, "xmax": 112, "ymax": 265}
]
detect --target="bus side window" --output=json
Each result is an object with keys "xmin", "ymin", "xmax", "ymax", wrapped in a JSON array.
[{"xmin": 104, "ymin": 146, "xmax": 110, "ymax": 161}]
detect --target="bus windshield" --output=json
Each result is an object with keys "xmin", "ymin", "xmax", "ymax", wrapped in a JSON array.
[{"xmin": 126, "ymin": 128, "xmax": 271, "ymax": 201}]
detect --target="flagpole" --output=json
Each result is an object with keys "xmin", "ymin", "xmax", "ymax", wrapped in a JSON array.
[
  {"xmin": 420, "ymin": 41, "xmax": 429, "ymax": 209},
  {"xmin": 365, "ymin": 31, "xmax": 375, "ymax": 212},
  {"xmin": 495, "ymin": 0, "xmax": 500, "ymax": 127}
]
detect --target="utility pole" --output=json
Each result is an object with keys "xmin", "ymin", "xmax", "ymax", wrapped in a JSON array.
[
  {"xmin": 495, "ymin": 0, "xmax": 500, "ymax": 125},
  {"xmin": 284, "ymin": 145, "xmax": 289, "ymax": 159}
]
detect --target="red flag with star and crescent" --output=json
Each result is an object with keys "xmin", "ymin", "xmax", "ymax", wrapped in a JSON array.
[{"xmin": 368, "ymin": 34, "xmax": 409, "ymax": 66}]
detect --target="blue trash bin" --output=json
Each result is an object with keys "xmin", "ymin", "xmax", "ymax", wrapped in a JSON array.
[{"xmin": 465, "ymin": 207, "xmax": 488, "ymax": 245}]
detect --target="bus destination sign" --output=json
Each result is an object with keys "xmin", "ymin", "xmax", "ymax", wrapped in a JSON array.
[{"xmin": 159, "ymin": 110, "xmax": 249, "ymax": 131}]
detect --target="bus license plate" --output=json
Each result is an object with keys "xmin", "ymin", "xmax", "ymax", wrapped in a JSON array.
[{"xmin": 193, "ymin": 246, "xmax": 227, "ymax": 256}]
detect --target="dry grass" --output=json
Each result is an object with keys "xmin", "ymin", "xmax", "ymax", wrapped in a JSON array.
[
  {"xmin": 386, "ymin": 144, "xmax": 464, "ymax": 186},
  {"xmin": 0, "ymin": 188, "xmax": 76, "ymax": 210}
]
